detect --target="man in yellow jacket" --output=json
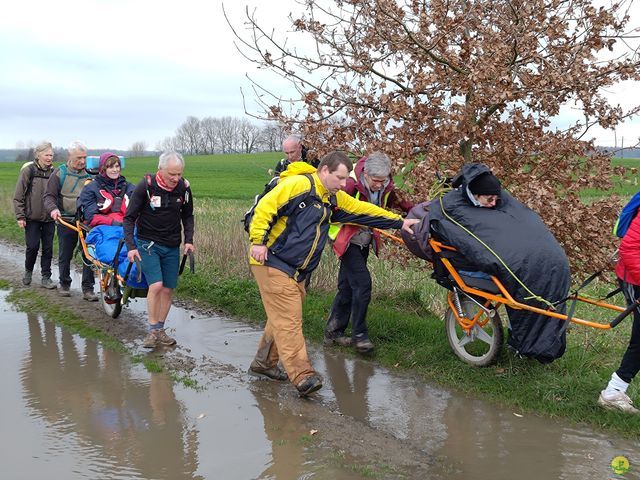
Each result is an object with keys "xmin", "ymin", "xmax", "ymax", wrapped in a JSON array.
[{"xmin": 248, "ymin": 151, "xmax": 418, "ymax": 396}]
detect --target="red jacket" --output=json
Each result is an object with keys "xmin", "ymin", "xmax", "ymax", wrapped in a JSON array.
[
  {"xmin": 616, "ymin": 212, "xmax": 640, "ymax": 285},
  {"xmin": 332, "ymin": 156, "xmax": 413, "ymax": 258}
]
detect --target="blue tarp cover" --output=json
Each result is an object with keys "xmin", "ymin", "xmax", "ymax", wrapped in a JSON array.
[{"xmin": 85, "ymin": 225, "xmax": 147, "ymax": 288}]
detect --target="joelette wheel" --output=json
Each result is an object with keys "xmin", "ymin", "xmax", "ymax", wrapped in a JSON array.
[{"xmin": 445, "ymin": 298, "xmax": 503, "ymax": 366}]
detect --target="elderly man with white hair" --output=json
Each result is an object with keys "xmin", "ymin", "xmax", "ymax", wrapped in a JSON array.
[
  {"xmin": 44, "ymin": 141, "xmax": 97, "ymax": 300},
  {"xmin": 124, "ymin": 151, "xmax": 195, "ymax": 349}
]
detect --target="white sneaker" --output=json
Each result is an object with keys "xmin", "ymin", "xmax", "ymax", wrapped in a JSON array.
[{"xmin": 598, "ymin": 390, "xmax": 639, "ymax": 414}]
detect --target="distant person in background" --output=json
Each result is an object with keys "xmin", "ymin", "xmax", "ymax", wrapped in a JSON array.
[
  {"xmin": 78, "ymin": 152, "xmax": 134, "ymax": 227},
  {"xmin": 124, "ymin": 151, "xmax": 195, "ymax": 349},
  {"xmin": 44, "ymin": 141, "xmax": 97, "ymax": 300},
  {"xmin": 598, "ymin": 208, "xmax": 640, "ymax": 414},
  {"xmin": 272, "ymin": 134, "xmax": 318, "ymax": 177},
  {"xmin": 13, "ymin": 141, "xmax": 57, "ymax": 289}
]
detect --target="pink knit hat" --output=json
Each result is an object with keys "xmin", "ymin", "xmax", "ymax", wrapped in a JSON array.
[{"xmin": 99, "ymin": 152, "xmax": 119, "ymax": 171}]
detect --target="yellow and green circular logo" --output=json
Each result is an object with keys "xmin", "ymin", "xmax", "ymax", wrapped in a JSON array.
[{"xmin": 611, "ymin": 456, "xmax": 630, "ymax": 475}]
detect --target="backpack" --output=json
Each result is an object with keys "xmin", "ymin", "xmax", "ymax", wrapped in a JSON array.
[
  {"xmin": 400, "ymin": 201, "xmax": 433, "ymax": 262},
  {"xmin": 242, "ymin": 173, "xmax": 314, "ymax": 233},
  {"xmin": 613, "ymin": 191, "xmax": 640, "ymax": 238},
  {"xmin": 21, "ymin": 161, "xmax": 53, "ymax": 199}
]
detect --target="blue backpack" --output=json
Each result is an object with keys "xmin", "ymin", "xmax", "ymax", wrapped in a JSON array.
[{"xmin": 613, "ymin": 191, "xmax": 640, "ymax": 238}]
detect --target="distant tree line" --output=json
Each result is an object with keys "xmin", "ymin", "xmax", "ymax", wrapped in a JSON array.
[{"xmin": 156, "ymin": 116, "xmax": 284, "ymax": 155}]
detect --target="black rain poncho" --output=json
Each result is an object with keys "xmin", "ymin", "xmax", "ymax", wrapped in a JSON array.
[{"xmin": 429, "ymin": 163, "xmax": 571, "ymax": 363}]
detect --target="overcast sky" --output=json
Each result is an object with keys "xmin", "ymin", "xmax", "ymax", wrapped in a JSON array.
[{"xmin": 0, "ymin": 0, "xmax": 638, "ymax": 150}]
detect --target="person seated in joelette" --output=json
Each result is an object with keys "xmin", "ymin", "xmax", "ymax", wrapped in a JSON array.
[{"xmin": 78, "ymin": 152, "xmax": 135, "ymax": 227}]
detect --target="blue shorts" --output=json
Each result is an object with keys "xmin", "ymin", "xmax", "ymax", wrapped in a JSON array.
[{"xmin": 138, "ymin": 239, "xmax": 180, "ymax": 289}]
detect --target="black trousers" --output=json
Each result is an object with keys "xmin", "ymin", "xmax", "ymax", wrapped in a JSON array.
[
  {"xmin": 56, "ymin": 223, "xmax": 95, "ymax": 292},
  {"xmin": 24, "ymin": 220, "xmax": 55, "ymax": 276},
  {"xmin": 326, "ymin": 244, "xmax": 372, "ymax": 340},
  {"xmin": 618, "ymin": 280, "xmax": 640, "ymax": 384}
]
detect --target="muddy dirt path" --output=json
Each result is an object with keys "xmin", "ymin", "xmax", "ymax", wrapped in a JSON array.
[{"xmin": 1, "ymin": 242, "xmax": 639, "ymax": 479}]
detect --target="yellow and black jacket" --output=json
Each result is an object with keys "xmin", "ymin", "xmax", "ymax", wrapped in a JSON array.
[{"xmin": 249, "ymin": 162, "xmax": 403, "ymax": 281}]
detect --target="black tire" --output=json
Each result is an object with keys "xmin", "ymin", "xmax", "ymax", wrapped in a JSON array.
[
  {"xmin": 100, "ymin": 291, "xmax": 122, "ymax": 319},
  {"xmin": 99, "ymin": 271, "xmax": 123, "ymax": 319},
  {"xmin": 445, "ymin": 298, "xmax": 503, "ymax": 367}
]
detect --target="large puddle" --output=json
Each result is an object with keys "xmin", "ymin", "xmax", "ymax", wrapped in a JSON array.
[{"xmin": 0, "ymin": 280, "xmax": 639, "ymax": 478}]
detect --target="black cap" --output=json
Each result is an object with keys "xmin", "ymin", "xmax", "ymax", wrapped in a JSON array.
[{"xmin": 469, "ymin": 173, "xmax": 501, "ymax": 195}]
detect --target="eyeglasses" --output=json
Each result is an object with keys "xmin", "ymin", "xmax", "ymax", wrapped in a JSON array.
[{"xmin": 366, "ymin": 175, "xmax": 387, "ymax": 186}]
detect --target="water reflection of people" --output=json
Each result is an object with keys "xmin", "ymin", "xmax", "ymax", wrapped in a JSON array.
[
  {"xmin": 323, "ymin": 352, "xmax": 374, "ymax": 422},
  {"xmin": 250, "ymin": 386, "xmax": 307, "ymax": 479},
  {"xmin": 20, "ymin": 313, "xmax": 201, "ymax": 479}
]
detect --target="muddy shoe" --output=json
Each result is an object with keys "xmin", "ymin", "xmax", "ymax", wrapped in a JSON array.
[
  {"xmin": 83, "ymin": 291, "xmax": 99, "ymax": 302},
  {"xmin": 296, "ymin": 375, "xmax": 323, "ymax": 397},
  {"xmin": 155, "ymin": 328, "xmax": 177, "ymax": 346},
  {"xmin": 22, "ymin": 271, "xmax": 32, "ymax": 286},
  {"xmin": 598, "ymin": 391, "xmax": 639, "ymax": 414},
  {"xmin": 41, "ymin": 276, "xmax": 56, "ymax": 289},
  {"xmin": 143, "ymin": 332, "xmax": 158, "ymax": 349},
  {"xmin": 354, "ymin": 338, "xmax": 375, "ymax": 353},
  {"xmin": 324, "ymin": 335, "xmax": 353, "ymax": 347},
  {"xmin": 59, "ymin": 285, "xmax": 71, "ymax": 297},
  {"xmin": 248, "ymin": 365, "xmax": 288, "ymax": 381}
]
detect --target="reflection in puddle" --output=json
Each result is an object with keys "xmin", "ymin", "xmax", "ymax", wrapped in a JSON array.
[{"xmin": 20, "ymin": 311, "xmax": 201, "ymax": 480}]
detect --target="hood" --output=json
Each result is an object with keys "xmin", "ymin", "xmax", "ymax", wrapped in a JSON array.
[
  {"xmin": 452, "ymin": 163, "xmax": 494, "ymax": 190},
  {"xmin": 280, "ymin": 161, "xmax": 317, "ymax": 179}
]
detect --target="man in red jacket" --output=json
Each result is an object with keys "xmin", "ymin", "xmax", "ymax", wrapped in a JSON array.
[
  {"xmin": 598, "ymin": 212, "xmax": 640, "ymax": 413},
  {"xmin": 324, "ymin": 152, "xmax": 413, "ymax": 353}
]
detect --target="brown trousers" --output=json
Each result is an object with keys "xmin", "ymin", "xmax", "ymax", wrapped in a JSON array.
[{"xmin": 250, "ymin": 265, "xmax": 315, "ymax": 385}]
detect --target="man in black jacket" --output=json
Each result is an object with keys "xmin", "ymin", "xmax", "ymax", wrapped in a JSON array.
[{"xmin": 124, "ymin": 151, "xmax": 195, "ymax": 349}]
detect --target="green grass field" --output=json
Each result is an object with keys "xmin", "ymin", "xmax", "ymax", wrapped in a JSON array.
[{"xmin": 0, "ymin": 152, "xmax": 282, "ymax": 200}]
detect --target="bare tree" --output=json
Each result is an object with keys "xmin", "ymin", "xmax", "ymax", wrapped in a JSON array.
[
  {"xmin": 238, "ymin": 118, "xmax": 262, "ymax": 153},
  {"xmin": 217, "ymin": 116, "xmax": 239, "ymax": 153},
  {"xmin": 176, "ymin": 116, "xmax": 203, "ymax": 155},
  {"xmin": 200, "ymin": 117, "xmax": 220, "ymax": 154},
  {"xmin": 227, "ymin": 0, "xmax": 640, "ymax": 273},
  {"xmin": 260, "ymin": 122, "xmax": 285, "ymax": 151},
  {"xmin": 130, "ymin": 141, "xmax": 147, "ymax": 157}
]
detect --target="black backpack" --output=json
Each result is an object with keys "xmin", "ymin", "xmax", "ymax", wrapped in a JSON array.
[{"xmin": 242, "ymin": 173, "xmax": 315, "ymax": 233}]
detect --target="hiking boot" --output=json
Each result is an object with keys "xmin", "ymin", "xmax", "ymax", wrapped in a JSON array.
[
  {"xmin": 143, "ymin": 332, "xmax": 158, "ymax": 349},
  {"xmin": 155, "ymin": 328, "xmax": 177, "ymax": 346},
  {"xmin": 83, "ymin": 291, "xmax": 99, "ymax": 302},
  {"xmin": 354, "ymin": 338, "xmax": 375, "ymax": 353},
  {"xmin": 598, "ymin": 391, "xmax": 639, "ymax": 414},
  {"xmin": 41, "ymin": 276, "xmax": 56, "ymax": 289},
  {"xmin": 248, "ymin": 365, "xmax": 289, "ymax": 381},
  {"xmin": 59, "ymin": 285, "xmax": 71, "ymax": 297},
  {"xmin": 324, "ymin": 335, "xmax": 353, "ymax": 347},
  {"xmin": 22, "ymin": 271, "xmax": 32, "ymax": 286},
  {"xmin": 296, "ymin": 375, "xmax": 323, "ymax": 397}
]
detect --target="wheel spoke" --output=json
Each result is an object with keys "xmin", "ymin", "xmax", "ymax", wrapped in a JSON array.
[
  {"xmin": 472, "ymin": 325, "xmax": 494, "ymax": 345},
  {"xmin": 457, "ymin": 332, "xmax": 473, "ymax": 347}
]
